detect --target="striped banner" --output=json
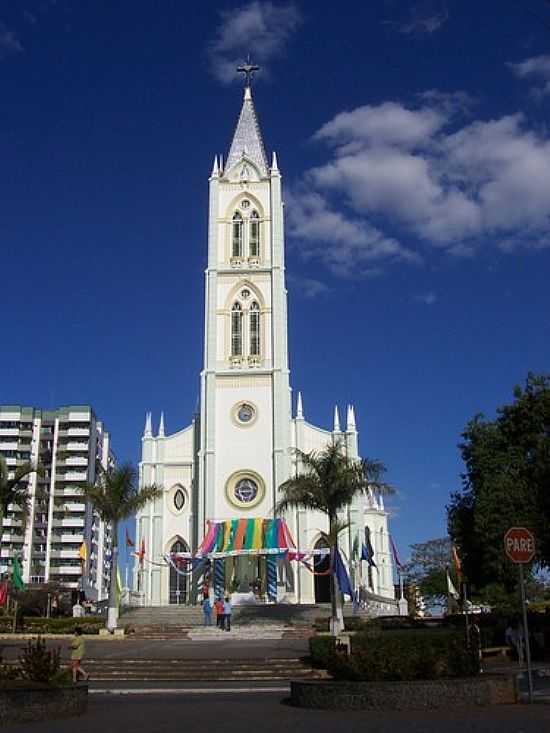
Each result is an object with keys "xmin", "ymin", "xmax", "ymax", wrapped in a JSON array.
[
  {"xmin": 266, "ymin": 555, "xmax": 277, "ymax": 602},
  {"xmin": 214, "ymin": 559, "xmax": 225, "ymax": 598}
]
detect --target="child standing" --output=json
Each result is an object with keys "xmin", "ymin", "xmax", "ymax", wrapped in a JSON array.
[
  {"xmin": 214, "ymin": 597, "xmax": 224, "ymax": 629},
  {"xmin": 70, "ymin": 627, "xmax": 89, "ymax": 683}
]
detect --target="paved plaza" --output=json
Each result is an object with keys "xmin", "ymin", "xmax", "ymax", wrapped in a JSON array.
[{"xmin": 4, "ymin": 691, "xmax": 550, "ymax": 733}]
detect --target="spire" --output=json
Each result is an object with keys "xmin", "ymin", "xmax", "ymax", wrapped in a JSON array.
[
  {"xmin": 333, "ymin": 406, "xmax": 341, "ymax": 432},
  {"xmin": 296, "ymin": 391, "xmax": 304, "ymax": 420},
  {"xmin": 144, "ymin": 412, "xmax": 152, "ymax": 437},
  {"xmin": 226, "ymin": 61, "xmax": 268, "ymax": 177},
  {"xmin": 347, "ymin": 404, "xmax": 356, "ymax": 432},
  {"xmin": 158, "ymin": 411, "xmax": 165, "ymax": 437},
  {"xmin": 210, "ymin": 155, "xmax": 219, "ymax": 178},
  {"xmin": 271, "ymin": 151, "xmax": 279, "ymax": 174}
]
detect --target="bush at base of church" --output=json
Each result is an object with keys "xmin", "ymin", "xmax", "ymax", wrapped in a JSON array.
[{"xmin": 310, "ymin": 629, "xmax": 480, "ymax": 682}]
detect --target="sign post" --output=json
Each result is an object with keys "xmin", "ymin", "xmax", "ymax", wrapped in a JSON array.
[{"xmin": 504, "ymin": 527, "xmax": 535, "ymax": 704}]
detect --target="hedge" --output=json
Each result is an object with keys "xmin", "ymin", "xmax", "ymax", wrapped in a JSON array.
[
  {"xmin": 310, "ymin": 629, "xmax": 480, "ymax": 682},
  {"xmin": 0, "ymin": 617, "xmax": 104, "ymax": 635}
]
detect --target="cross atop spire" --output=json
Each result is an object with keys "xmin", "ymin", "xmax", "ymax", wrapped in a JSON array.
[{"xmin": 237, "ymin": 54, "xmax": 259, "ymax": 89}]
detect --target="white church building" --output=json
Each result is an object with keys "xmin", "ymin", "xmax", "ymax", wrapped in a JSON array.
[{"xmin": 134, "ymin": 70, "xmax": 398, "ymax": 612}]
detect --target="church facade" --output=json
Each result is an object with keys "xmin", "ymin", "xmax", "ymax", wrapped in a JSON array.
[{"xmin": 134, "ymin": 79, "xmax": 397, "ymax": 611}]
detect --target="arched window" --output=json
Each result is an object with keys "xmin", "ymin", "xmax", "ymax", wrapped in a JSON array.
[
  {"xmin": 249, "ymin": 301, "xmax": 260, "ymax": 356},
  {"xmin": 169, "ymin": 538, "xmax": 188, "ymax": 605},
  {"xmin": 232, "ymin": 212, "xmax": 243, "ymax": 257},
  {"xmin": 231, "ymin": 302, "xmax": 243, "ymax": 356},
  {"xmin": 249, "ymin": 211, "xmax": 260, "ymax": 257}
]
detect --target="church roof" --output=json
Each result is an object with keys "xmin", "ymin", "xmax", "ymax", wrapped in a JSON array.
[{"xmin": 225, "ymin": 87, "xmax": 269, "ymax": 177}]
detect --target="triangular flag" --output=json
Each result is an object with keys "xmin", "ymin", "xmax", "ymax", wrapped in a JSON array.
[
  {"xmin": 11, "ymin": 556, "xmax": 24, "ymax": 590},
  {"xmin": 452, "ymin": 546, "xmax": 463, "ymax": 582},
  {"xmin": 334, "ymin": 548, "xmax": 354, "ymax": 599},
  {"xmin": 79, "ymin": 542, "xmax": 87, "ymax": 562},
  {"xmin": 390, "ymin": 536, "xmax": 403, "ymax": 570},
  {"xmin": 447, "ymin": 570, "xmax": 460, "ymax": 600}
]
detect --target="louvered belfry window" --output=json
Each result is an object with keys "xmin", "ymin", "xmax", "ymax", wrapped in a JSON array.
[
  {"xmin": 231, "ymin": 302, "xmax": 243, "ymax": 356},
  {"xmin": 249, "ymin": 211, "xmax": 260, "ymax": 257},
  {"xmin": 232, "ymin": 212, "xmax": 243, "ymax": 257},
  {"xmin": 249, "ymin": 301, "xmax": 260, "ymax": 356}
]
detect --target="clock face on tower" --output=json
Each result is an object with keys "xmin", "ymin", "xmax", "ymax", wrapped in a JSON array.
[{"xmin": 233, "ymin": 401, "xmax": 257, "ymax": 427}]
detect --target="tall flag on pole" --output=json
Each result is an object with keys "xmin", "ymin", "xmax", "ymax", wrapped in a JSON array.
[
  {"xmin": 139, "ymin": 538, "xmax": 146, "ymax": 567},
  {"xmin": 447, "ymin": 570, "xmax": 460, "ymax": 600},
  {"xmin": 11, "ymin": 556, "xmax": 24, "ymax": 590},
  {"xmin": 390, "ymin": 536, "xmax": 404, "ymax": 571},
  {"xmin": 452, "ymin": 545, "xmax": 463, "ymax": 582},
  {"xmin": 334, "ymin": 547, "xmax": 354, "ymax": 599}
]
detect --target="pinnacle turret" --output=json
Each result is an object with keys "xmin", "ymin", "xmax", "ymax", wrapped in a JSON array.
[
  {"xmin": 296, "ymin": 391, "xmax": 304, "ymax": 420},
  {"xmin": 333, "ymin": 406, "xmax": 341, "ymax": 432}
]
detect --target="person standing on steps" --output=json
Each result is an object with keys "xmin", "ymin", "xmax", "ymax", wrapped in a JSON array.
[
  {"xmin": 214, "ymin": 597, "xmax": 224, "ymax": 629},
  {"xmin": 223, "ymin": 595, "xmax": 232, "ymax": 632},
  {"xmin": 202, "ymin": 596, "xmax": 213, "ymax": 626}
]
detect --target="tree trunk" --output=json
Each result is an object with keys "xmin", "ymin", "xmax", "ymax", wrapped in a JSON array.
[
  {"xmin": 329, "ymin": 515, "xmax": 343, "ymax": 636},
  {"xmin": 107, "ymin": 521, "xmax": 119, "ymax": 631}
]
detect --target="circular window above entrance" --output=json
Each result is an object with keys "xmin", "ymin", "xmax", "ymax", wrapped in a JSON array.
[
  {"xmin": 232, "ymin": 401, "xmax": 257, "ymax": 427},
  {"xmin": 225, "ymin": 470, "xmax": 265, "ymax": 510}
]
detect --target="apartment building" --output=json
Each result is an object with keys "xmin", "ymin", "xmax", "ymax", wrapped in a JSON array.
[{"xmin": 0, "ymin": 405, "xmax": 114, "ymax": 599}]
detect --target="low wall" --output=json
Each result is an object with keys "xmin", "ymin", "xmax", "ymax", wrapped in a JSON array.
[
  {"xmin": 0, "ymin": 684, "xmax": 88, "ymax": 725},
  {"xmin": 290, "ymin": 676, "xmax": 517, "ymax": 710}
]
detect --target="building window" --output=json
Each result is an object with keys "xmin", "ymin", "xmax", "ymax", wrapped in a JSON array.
[
  {"xmin": 249, "ymin": 301, "xmax": 260, "ymax": 356},
  {"xmin": 174, "ymin": 489, "xmax": 185, "ymax": 511},
  {"xmin": 232, "ymin": 212, "xmax": 243, "ymax": 257},
  {"xmin": 231, "ymin": 302, "xmax": 243, "ymax": 356},
  {"xmin": 249, "ymin": 211, "xmax": 260, "ymax": 257}
]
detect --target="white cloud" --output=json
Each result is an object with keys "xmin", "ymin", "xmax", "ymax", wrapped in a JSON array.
[
  {"xmin": 287, "ymin": 274, "xmax": 330, "ymax": 298},
  {"xmin": 285, "ymin": 188, "xmax": 419, "ymax": 278},
  {"xmin": 0, "ymin": 23, "xmax": 23, "ymax": 58},
  {"xmin": 396, "ymin": 2, "xmax": 449, "ymax": 35},
  {"xmin": 509, "ymin": 54, "xmax": 550, "ymax": 98},
  {"xmin": 414, "ymin": 292, "xmax": 438, "ymax": 305},
  {"xmin": 289, "ymin": 94, "xmax": 550, "ymax": 273},
  {"xmin": 207, "ymin": 1, "xmax": 301, "ymax": 84}
]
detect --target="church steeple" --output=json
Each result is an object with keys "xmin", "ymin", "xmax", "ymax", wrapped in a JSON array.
[{"xmin": 226, "ymin": 58, "xmax": 268, "ymax": 177}]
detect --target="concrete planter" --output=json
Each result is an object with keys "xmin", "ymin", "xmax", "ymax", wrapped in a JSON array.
[
  {"xmin": 290, "ymin": 676, "xmax": 517, "ymax": 710},
  {"xmin": 0, "ymin": 682, "xmax": 88, "ymax": 725}
]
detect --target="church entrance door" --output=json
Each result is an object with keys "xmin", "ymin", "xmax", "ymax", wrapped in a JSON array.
[
  {"xmin": 314, "ymin": 538, "xmax": 331, "ymax": 604},
  {"xmin": 169, "ymin": 539, "xmax": 188, "ymax": 605}
]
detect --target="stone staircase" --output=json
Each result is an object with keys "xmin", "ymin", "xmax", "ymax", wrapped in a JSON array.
[
  {"xmin": 120, "ymin": 604, "xmax": 324, "ymax": 640},
  {"xmin": 85, "ymin": 657, "xmax": 321, "ymax": 683}
]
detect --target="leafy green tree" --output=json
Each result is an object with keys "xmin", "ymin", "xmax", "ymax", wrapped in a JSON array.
[
  {"xmin": 448, "ymin": 373, "xmax": 550, "ymax": 593},
  {"xmin": 82, "ymin": 464, "xmax": 161, "ymax": 629},
  {"xmin": 0, "ymin": 454, "xmax": 40, "ymax": 518},
  {"xmin": 275, "ymin": 443, "xmax": 392, "ymax": 633},
  {"xmin": 405, "ymin": 537, "xmax": 457, "ymax": 611}
]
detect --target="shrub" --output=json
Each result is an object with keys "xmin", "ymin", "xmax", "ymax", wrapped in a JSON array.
[
  {"xmin": 309, "ymin": 635, "xmax": 337, "ymax": 668},
  {"xmin": 21, "ymin": 616, "xmax": 103, "ymax": 635},
  {"xmin": 325, "ymin": 629, "xmax": 479, "ymax": 682},
  {"xmin": 18, "ymin": 637, "xmax": 61, "ymax": 684}
]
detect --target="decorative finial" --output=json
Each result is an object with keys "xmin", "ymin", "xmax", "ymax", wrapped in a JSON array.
[
  {"xmin": 347, "ymin": 404, "xmax": 356, "ymax": 432},
  {"xmin": 144, "ymin": 412, "xmax": 152, "ymax": 437},
  {"xmin": 158, "ymin": 411, "xmax": 165, "ymax": 437},
  {"xmin": 237, "ymin": 53, "xmax": 259, "ymax": 89},
  {"xmin": 211, "ymin": 155, "xmax": 219, "ymax": 178},
  {"xmin": 333, "ymin": 406, "xmax": 341, "ymax": 432},
  {"xmin": 296, "ymin": 391, "xmax": 304, "ymax": 420},
  {"xmin": 271, "ymin": 151, "xmax": 279, "ymax": 173}
]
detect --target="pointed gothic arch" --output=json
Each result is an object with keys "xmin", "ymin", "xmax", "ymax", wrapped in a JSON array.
[{"xmin": 167, "ymin": 536, "xmax": 189, "ymax": 605}]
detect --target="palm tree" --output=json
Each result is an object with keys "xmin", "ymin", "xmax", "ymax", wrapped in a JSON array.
[
  {"xmin": 0, "ymin": 454, "xmax": 41, "ymax": 519},
  {"xmin": 81, "ymin": 463, "xmax": 161, "ymax": 630},
  {"xmin": 276, "ymin": 443, "xmax": 393, "ymax": 634}
]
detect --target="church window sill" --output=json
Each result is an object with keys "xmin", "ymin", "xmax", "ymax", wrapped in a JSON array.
[{"xmin": 230, "ymin": 257, "xmax": 244, "ymax": 268}]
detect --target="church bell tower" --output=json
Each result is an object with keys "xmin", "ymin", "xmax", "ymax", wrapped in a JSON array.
[{"xmin": 197, "ymin": 65, "xmax": 291, "ymax": 531}]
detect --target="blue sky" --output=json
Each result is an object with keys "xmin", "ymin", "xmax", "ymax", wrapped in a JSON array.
[{"xmin": 2, "ymin": 1, "xmax": 550, "ymax": 562}]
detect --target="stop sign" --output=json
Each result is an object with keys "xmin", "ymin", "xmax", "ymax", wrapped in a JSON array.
[{"xmin": 504, "ymin": 527, "xmax": 536, "ymax": 564}]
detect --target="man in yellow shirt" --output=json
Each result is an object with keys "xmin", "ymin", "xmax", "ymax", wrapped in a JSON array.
[{"xmin": 70, "ymin": 627, "xmax": 89, "ymax": 683}]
